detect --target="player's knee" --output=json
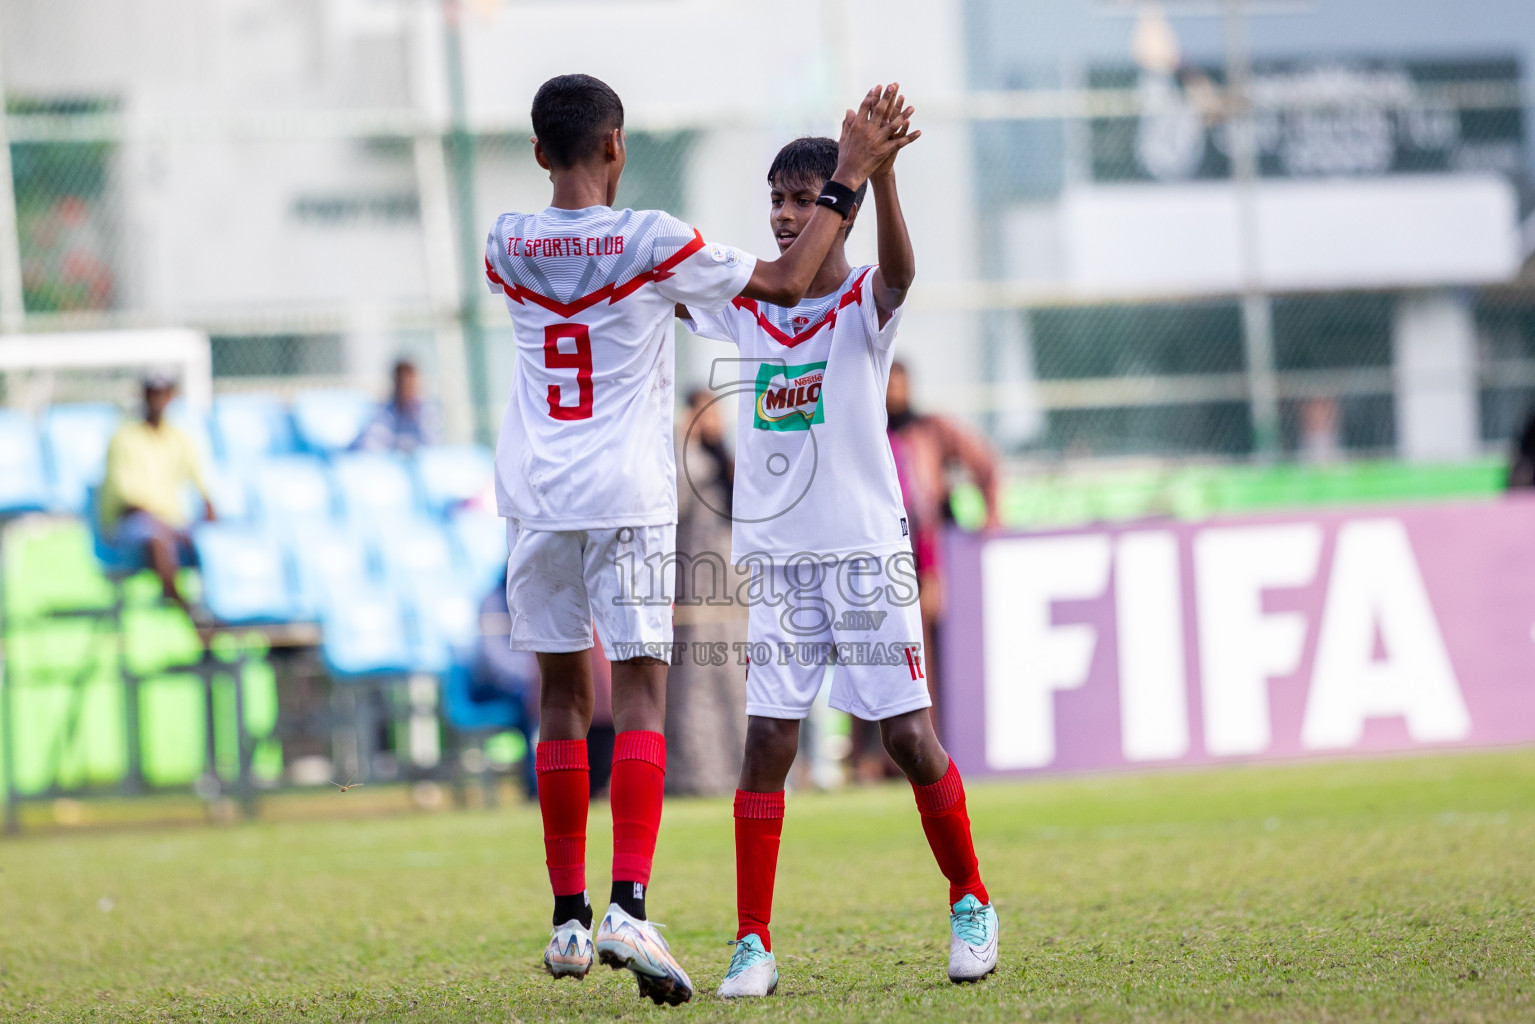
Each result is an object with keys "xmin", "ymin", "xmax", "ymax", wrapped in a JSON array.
[
  {"xmin": 752, "ymin": 717, "xmax": 799, "ymax": 754},
  {"xmin": 880, "ymin": 726, "xmax": 922, "ymax": 768},
  {"xmin": 879, "ymin": 714, "xmax": 938, "ymax": 773},
  {"xmin": 543, "ymin": 681, "xmax": 595, "ymax": 719},
  {"xmin": 742, "ymin": 717, "xmax": 799, "ymax": 786}
]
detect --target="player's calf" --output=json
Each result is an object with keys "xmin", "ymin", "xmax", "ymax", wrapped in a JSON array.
[
  {"xmin": 892, "ymin": 721, "xmax": 999, "ymax": 983},
  {"xmin": 534, "ymin": 736, "xmax": 594, "ymax": 980}
]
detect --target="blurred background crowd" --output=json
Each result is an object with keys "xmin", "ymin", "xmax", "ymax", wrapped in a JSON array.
[{"xmin": 3, "ymin": 0, "xmax": 1535, "ymax": 825}]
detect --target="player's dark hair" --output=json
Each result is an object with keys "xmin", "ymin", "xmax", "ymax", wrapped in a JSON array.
[
  {"xmin": 531, "ymin": 74, "xmax": 625, "ymax": 168},
  {"xmin": 768, "ymin": 136, "xmax": 866, "ymax": 237}
]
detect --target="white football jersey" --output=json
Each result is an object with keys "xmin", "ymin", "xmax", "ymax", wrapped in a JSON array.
[
  {"xmin": 682, "ymin": 265, "xmax": 910, "ymax": 562},
  {"xmin": 485, "ymin": 206, "xmax": 756, "ymax": 529}
]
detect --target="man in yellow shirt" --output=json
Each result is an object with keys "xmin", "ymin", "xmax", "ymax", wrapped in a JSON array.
[{"xmin": 98, "ymin": 374, "xmax": 215, "ymax": 618}]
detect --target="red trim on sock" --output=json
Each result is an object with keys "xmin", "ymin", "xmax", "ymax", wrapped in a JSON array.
[
  {"xmin": 536, "ymin": 740, "xmax": 589, "ymax": 897},
  {"xmin": 612, "ymin": 729, "xmax": 666, "ymax": 770},
  {"xmin": 912, "ymin": 758, "xmax": 965, "ymax": 815},
  {"xmin": 733, "ymin": 789, "xmax": 786, "ymax": 820},
  {"xmin": 611, "ymin": 731, "xmax": 666, "ymax": 884},
  {"xmin": 910, "ymin": 760, "xmax": 989, "ymax": 906},
  {"xmin": 735, "ymin": 790, "xmax": 784, "ymax": 952},
  {"xmin": 535, "ymin": 738, "xmax": 588, "ymax": 774}
]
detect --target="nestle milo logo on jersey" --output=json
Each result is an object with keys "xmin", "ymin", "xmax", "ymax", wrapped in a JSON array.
[{"xmin": 754, "ymin": 361, "xmax": 827, "ymax": 431}]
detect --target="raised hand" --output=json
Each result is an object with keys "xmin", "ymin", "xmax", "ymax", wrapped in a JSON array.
[
  {"xmin": 740, "ymin": 84, "xmax": 919, "ymax": 307},
  {"xmin": 871, "ymin": 91, "xmax": 917, "ymax": 180},
  {"xmin": 834, "ymin": 83, "xmax": 921, "ymax": 190}
]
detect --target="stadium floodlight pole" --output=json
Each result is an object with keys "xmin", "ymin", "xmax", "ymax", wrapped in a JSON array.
[
  {"xmin": 442, "ymin": 0, "xmax": 493, "ymax": 446},
  {"xmin": 408, "ymin": 2, "xmax": 474, "ymax": 445},
  {"xmin": 0, "ymin": 6, "xmax": 18, "ymax": 836},
  {"xmin": 0, "ymin": 9, "xmax": 25, "ymax": 336},
  {"xmin": 415, "ymin": 134, "xmax": 476, "ymax": 445},
  {"xmin": 1221, "ymin": 0, "xmax": 1281, "ymax": 459}
]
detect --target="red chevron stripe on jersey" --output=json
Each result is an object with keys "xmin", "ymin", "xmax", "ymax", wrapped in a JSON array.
[
  {"xmin": 730, "ymin": 267, "xmax": 871, "ymax": 349},
  {"xmin": 485, "ymin": 229, "xmax": 708, "ymax": 319}
]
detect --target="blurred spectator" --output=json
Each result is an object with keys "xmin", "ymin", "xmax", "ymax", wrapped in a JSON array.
[
  {"xmin": 474, "ymin": 568, "xmax": 615, "ymax": 794},
  {"xmin": 22, "ymin": 195, "xmax": 114, "ymax": 313},
  {"xmin": 1298, "ymin": 397, "xmax": 1344, "ymax": 465},
  {"xmin": 844, "ymin": 361, "xmax": 1000, "ymax": 780},
  {"xmin": 1509, "ymin": 405, "xmax": 1535, "ymax": 489},
  {"xmin": 98, "ymin": 374, "xmax": 214, "ymax": 620},
  {"xmin": 664, "ymin": 388, "xmax": 747, "ymax": 795},
  {"xmin": 351, "ymin": 358, "xmax": 440, "ymax": 453}
]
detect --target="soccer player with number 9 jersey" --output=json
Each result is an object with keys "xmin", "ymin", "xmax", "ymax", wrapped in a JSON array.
[{"xmin": 483, "ymin": 74, "xmax": 915, "ymax": 1005}]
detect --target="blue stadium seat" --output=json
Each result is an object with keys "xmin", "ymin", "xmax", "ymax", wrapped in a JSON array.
[
  {"xmin": 331, "ymin": 451, "xmax": 419, "ymax": 524},
  {"xmin": 168, "ymin": 399, "xmax": 216, "ymax": 469},
  {"xmin": 442, "ymin": 661, "xmax": 524, "ymax": 731},
  {"xmin": 405, "ymin": 579, "xmax": 480, "ymax": 675},
  {"xmin": 414, "ymin": 445, "xmax": 494, "ymax": 515},
  {"xmin": 0, "ymin": 409, "xmax": 49, "ymax": 515},
  {"xmin": 211, "ymin": 393, "xmax": 294, "ymax": 464},
  {"xmin": 192, "ymin": 524, "xmax": 297, "ymax": 624},
  {"xmin": 370, "ymin": 515, "xmax": 461, "ymax": 590},
  {"xmin": 249, "ymin": 454, "xmax": 335, "ymax": 525},
  {"xmin": 320, "ymin": 591, "xmax": 414, "ymax": 678},
  {"xmin": 42, "ymin": 403, "xmax": 121, "ymax": 514},
  {"xmin": 448, "ymin": 510, "xmax": 507, "ymax": 593},
  {"xmin": 440, "ymin": 660, "xmax": 536, "ymax": 798},
  {"xmin": 291, "ymin": 389, "xmax": 376, "ymax": 455},
  {"xmin": 197, "ymin": 465, "xmax": 251, "ymax": 523},
  {"xmin": 287, "ymin": 524, "xmax": 374, "ymax": 621}
]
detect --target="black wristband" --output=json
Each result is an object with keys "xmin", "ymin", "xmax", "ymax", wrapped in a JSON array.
[{"xmin": 816, "ymin": 180, "xmax": 858, "ymax": 219}]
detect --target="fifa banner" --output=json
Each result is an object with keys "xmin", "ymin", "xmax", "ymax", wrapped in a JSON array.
[{"xmin": 940, "ymin": 499, "xmax": 1535, "ymax": 777}]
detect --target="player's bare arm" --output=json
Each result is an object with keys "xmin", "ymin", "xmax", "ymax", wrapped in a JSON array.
[
  {"xmin": 740, "ymin": 83, "xmax": 918, "ymax": 307},
  {"xmin": 869, "ymin": 100, "xmax": 918, "ymax": 326}
]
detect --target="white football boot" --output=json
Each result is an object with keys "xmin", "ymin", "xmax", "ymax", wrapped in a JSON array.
[
  {"xmin": 594, "ymin": 903, "xmax": 695, "ymax": 1005},
  {"xmin": 717, "ymin": 934, "xmax": 778, "ymax": 998},
  {"xmin": 947, "ymin": 894, "xmax": 999, "ymax": 982},
  {"xmin": 543, "ymin": 918, "xmax": 594, "ymax": 979}
]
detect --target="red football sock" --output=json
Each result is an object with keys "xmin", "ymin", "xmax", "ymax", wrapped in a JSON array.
[
  {"xmin": 911, "ymin": 759, "xmax": 989, "ymax": 907},
  {"xmin": 535, "ymin": 739, "xmax": 589, "ymax": 896},
  {"xmin": 610, "ymin": 730, "xmax": 666, "ymax": 884},
  {"xmin": 734, "ymin": 789, "xmax": 785, "ymax": 952}
]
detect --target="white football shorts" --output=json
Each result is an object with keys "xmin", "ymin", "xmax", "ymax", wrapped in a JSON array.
[
  {"xmin": 503, "ymin": 521, "xmax": 675, "ymax": 662},
  {"xmin": 744, "ymin": 557, "xmax": 930, "ymax": 721}
]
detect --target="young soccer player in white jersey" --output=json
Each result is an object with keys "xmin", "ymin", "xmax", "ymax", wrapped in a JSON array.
[
  {"xmin": 677, "ymin": 129, "xmax": 998, "ymax": 996},
  {"xmin": 483, "ymin": 74, "xmax": 915, "ymax": 1005}
]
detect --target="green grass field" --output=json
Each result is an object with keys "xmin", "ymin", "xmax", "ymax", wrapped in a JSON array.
[{"xmin": 3, "ymin": 749, "xmax": 1533, "ymax": 1023}]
